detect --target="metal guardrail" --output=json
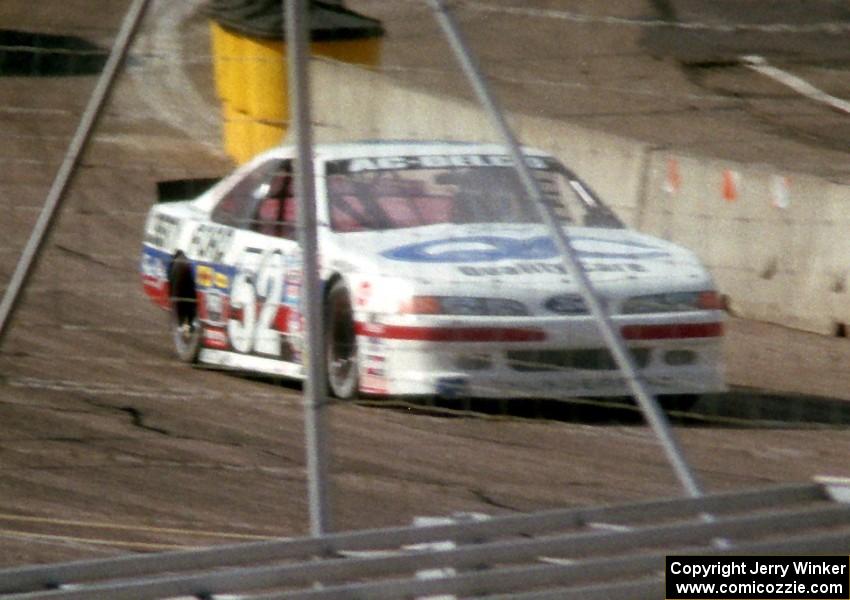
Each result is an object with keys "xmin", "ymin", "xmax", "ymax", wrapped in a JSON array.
[{"xmin": 1, "ymin": 481, "xmax": 848, "ymax": 599}]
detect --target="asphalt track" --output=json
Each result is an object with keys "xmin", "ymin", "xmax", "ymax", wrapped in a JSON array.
[
  {"xmin": 0, "ymin": 0, "xmax": 849, "ymax": 567},
  {"xmin": 349, "ymin": 0, "xmax": 850, "ymax": 183}
]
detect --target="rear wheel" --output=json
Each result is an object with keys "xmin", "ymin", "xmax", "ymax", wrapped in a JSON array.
[
  {"xmin": 325, "ymin": 279, "xmax": 358, "ymax": 399},
  {"xmin": 169, "ymin": 255, "xmax": 202, "ymax": 363}
]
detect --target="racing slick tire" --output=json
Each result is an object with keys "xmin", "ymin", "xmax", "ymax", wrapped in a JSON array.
[
  {"xmin": 325, "ymin": 279, "xmax": 359, "ymax": 399},
  {"xmin": 168, "ymin": 254, "xmax": 202, "ymax": 363}
]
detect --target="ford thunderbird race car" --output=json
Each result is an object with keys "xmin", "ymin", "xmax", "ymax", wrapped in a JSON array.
[{"xmin": 141, "ymin": 141, "xmax": 725, "ymax": 400}]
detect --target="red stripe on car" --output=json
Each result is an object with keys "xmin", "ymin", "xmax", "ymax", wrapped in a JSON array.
[
  {"xmin": 141, "ymin": 276, "xmax": 171, "ymax": 310},
  {"xmin": 355, "ymin": 322, "xmax": 546, "ymax": 342},
  {"xmin": 621, "ymin": 322, "xmax": 723, "ymax": 340}
]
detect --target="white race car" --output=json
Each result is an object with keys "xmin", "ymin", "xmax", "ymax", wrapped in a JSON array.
[{"xmin": 141, "ymin": 141, "xmax": 725, "ymax": 400}]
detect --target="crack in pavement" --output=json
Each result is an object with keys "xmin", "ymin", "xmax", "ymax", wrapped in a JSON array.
[
  {"xmin": 4, "ymin": 393, "xmax": 300, "ymax": 465},
  {"xmin": 53, "ymin": 244, "xmax": 120, "ymax": 270},
  {"xmin": 117, "ymin": 405, "xmax": 170, "ymax": 436},
  {"xmin": 471, "ymin": 489, "xmax": 521, "ymax": 513}
]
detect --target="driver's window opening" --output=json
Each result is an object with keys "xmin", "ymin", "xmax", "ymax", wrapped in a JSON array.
[
  {"xmin": 248, "ymin": 162, "xmax": 298, "ymax": 239},
  {"xmin": 253, "ymin": 172, "xmax": 296, "ymax": 239}
]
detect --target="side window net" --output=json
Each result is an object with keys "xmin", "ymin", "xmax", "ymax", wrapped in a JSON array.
[
  {"xmin": 249, "ymin": 167, "xmax": 297, "ymax": 239},
  {"xmin": 211, "ymin": 160, "xmax": 284, "ymax": 229}
]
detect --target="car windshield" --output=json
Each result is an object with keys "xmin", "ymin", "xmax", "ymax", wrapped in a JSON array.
[{"xmin": 325, "ymin": 154, "xmax": 623, "ymax": 233}]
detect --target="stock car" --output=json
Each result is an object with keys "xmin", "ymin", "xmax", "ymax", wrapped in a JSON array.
[{"xmin": 140, "ymin": 141, "xmax": 725, "ymax": 401}]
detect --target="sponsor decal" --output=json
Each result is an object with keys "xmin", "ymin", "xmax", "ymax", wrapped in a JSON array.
[
  {"xmin": 360, "ymin": 374, "xmax": 388, "ymax": 395},
  {"xmin": 282, "ymin": 259, "xmax": 302, "ymax": 307},
  {"xmin": 284, "ymin": 280, "xmax": 301, "ymax": 305},
  {"xmin": 287, "ymin": 312, "xmax": 303, "ymax": 335},
  {"xmin": 366, "ymin": 337, "xmax": 384, "ymax": 349},
  {"xmin": 381, "ymin": 235, "xmax": 668, "ymax": 264},
  {"xmin": 203, "ymin": 290, "xmax": 226, "ymax": 325},
  {"xmin": 196, "ymin": 265, "xmax": 213, "ymax": 287},
  {"xmin": 203, "ymin": 327, "xmax": 228, "ymax": 349},
  {"xmin": 140, "ymin": 248, "xmax": 171, "ymax": 308},
  {"xmin": 355, "ymin": 281, "xmax": 372, "ymax": 308},
  {"xmin": 342, "ymin": 154, "xmax": 550, "ymax": 173},
  {"xmin": 457, "ymin": 261, "xmax": 647, "ymax": 277},
  {"xmin": 187, "ymin": 223, "xmax": 234, "ymax": 263},
  {"xmin": 364, "ymin": 353, "xmax": 387, "ymax": 380},
  {"xmin": 214, "ymin": 271, "xmax": 229, "ymax": 289},
  {"xmin": 144, "ymin": 213, "xmax": 179, "ymax": 249},
  {"xmin": 140, "ymin": 252, "xmax": 167, "ymax": 283}
]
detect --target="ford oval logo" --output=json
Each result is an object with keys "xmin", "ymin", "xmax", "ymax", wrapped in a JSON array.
[{"xmin": 544, "ymin": 294, "xmax": 589, "ymax": 315}]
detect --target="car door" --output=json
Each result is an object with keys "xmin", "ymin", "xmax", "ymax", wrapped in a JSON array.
[{"xmin": 215, "ymin": 160, "xmax": 305, "ymax": 367}]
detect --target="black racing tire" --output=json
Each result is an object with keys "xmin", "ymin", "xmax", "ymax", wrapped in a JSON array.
[
  {"xmin": 325, "ymin": 279, "xmax": 359, "ymax": 399},
  {"xmin": 168, "ymin": 255, "xmax": 202, "ymax": 364}
]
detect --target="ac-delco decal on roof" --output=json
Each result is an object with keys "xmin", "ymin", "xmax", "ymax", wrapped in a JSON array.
[{"xmin": 340, "ymin": 155, "xmax": 551, "ymax": 172}]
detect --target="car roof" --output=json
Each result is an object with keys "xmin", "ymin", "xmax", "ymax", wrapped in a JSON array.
[
  {"xmin": 193, "ymin": 140, "xmax": 559, "ymax": 211},
  {"xmin": 260, "ymin": 140, "xmax": 553, "ymax": 161}
]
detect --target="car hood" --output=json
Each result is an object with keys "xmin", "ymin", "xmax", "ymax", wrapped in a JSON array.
[{"xmin": 327, "ymin": 223, "xmax": 712, "ymax": 296}]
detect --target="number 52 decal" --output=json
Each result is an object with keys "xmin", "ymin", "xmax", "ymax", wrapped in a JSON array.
[{"xmin": 228, "ymin": 250, "xmax": 285, "ymax": 355}]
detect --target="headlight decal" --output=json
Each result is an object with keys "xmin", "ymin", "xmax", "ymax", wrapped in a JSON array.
[
  {"xmin": 544, "ymin": 293, "xmax": 588, "ymax": 315},
  {"xmin": 400, "ymin": 296, "xmax": 528, "ymax": 316},
  {"xmin": 621, "ymin": 290, "xmax": 722, "ymax": 314}
]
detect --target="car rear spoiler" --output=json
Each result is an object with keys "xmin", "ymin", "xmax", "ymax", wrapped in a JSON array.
[{"xmin": 156, "ymin": 177, "xmax": 221, "ymax": 203}]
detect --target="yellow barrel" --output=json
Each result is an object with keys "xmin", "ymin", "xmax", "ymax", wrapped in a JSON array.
[
  {"xmin": 243, "ymin": 35, "xmax": 289, "ymax": 124},
  {"xmin": 209, "ymin": 21, "xmax": 229, "ymax": 101},
  {"xmin": 210, "ymin": 23, "xmax": 249, "ymax": 110},
  {"xmin": 209, "ymin": 9, "xmax": 383, "ymax": 163},
  {"xmin": 222, "ymin": 102, "xmax": 254, "ymax": 165},
  {"xmin": 251, "ymin": 118, "xmax": 287, "ymax": 156},
  {"xmin": 225, "ymin": 31, "xmax": 250, "ymax": 113}
]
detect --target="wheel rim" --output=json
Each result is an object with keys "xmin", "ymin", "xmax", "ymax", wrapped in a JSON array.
[
  {"xmin": 168, "ymin": 257, "xmax": 201, "ymax": 363},
  {"xmin": 174, "ymin": 315, "xmax": 196, "ymax": 349},
  {"xmin": 173, "ymin": 312, "xmax": 199, "ymax": 357}
]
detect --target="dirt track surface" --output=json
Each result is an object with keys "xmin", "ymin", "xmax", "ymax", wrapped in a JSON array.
[{"xmin": 0, "ymin": 0, "xmax": 849, "ymax": 568}]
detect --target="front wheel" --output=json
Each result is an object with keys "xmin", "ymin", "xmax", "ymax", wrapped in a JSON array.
[{"xmin": 325, "ymin": 279, "xmax": 358, "ymax": 399}]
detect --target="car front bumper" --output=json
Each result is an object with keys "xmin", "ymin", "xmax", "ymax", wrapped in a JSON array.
[{"xmin": 355, "ymin": 312, "xmax": 725, "ymax": 399}]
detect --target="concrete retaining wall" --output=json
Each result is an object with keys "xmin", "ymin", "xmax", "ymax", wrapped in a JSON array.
[
  {"xmin": 639, "ymin": 154, "xmax": 850, "ymax": 334},
  {"xmin": 311, "ymin": 58, "xmax": 850, "ymax": 336}
]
